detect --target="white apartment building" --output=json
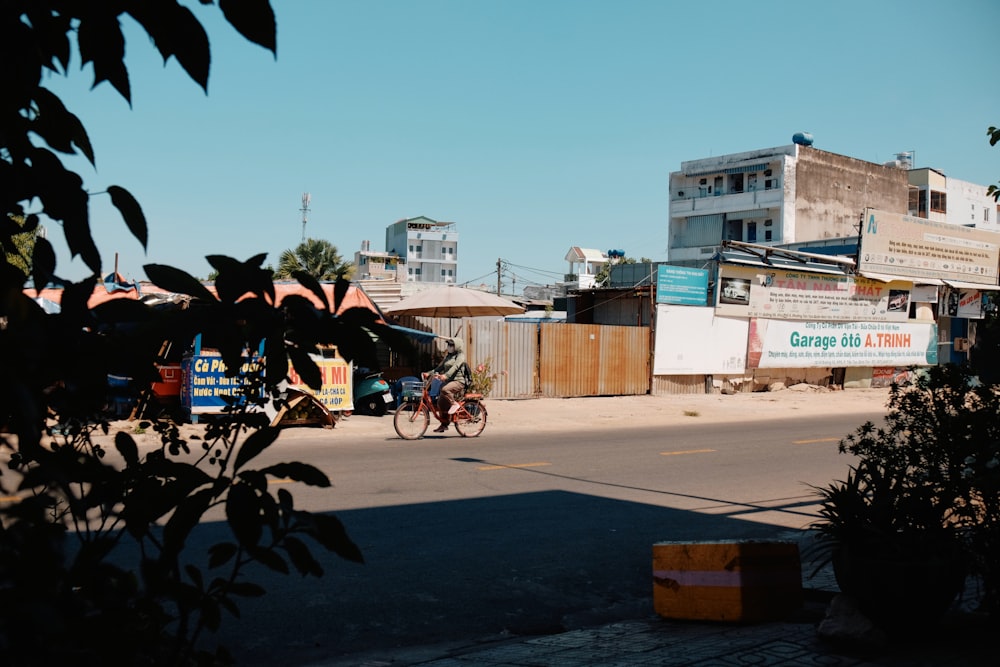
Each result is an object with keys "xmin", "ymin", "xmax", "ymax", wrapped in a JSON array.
[
  {"xmin": 385, "ymin": 216, "xmax": 459, "ymax": 284},
  {"xmin": 668, "ymin": 137, "xmax": 999, "ymax": 268},
  {"xmin": 667, "ymin": 137, "xmax": 909, "ymax": 267},
  {"xmin": 907, "ymin": 167, "xmax": 997, "ymax": 232}
]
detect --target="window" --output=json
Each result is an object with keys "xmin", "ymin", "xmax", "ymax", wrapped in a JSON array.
[
  {"xmin": 732, "ymin": 173, "xmax": 744, "ymax": 194},
  {"xmin": 764, "ymin": 179, "xmax": 777, "ymax": 190},
  {"xmin": 764, "ymin": 219, "xmax": 773, "ymax": 242},
  {"xmin": 986, "ymin": 208, "xmax": 992, "ymax": 224},
  {"xmin": 747, "ymin": 221, "xmax": 757, "ymax": 242},
  {"xmin": 930, "ymin": 190, "xmax": 946, "ymax": 214},
  {"xmin": 725, "ymin": 219, "xmax": 744, "ymax": 241},
  {"xmin": 915, "ymin": 190, "xmax": 928, "ymax": 217}
]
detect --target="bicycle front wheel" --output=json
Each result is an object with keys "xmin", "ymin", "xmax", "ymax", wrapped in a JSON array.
[
  {"xmin": 394, "ymin": 402, "xmax": 429, "ymax": 440},
  {"xmin": 455, "ymin": 401, "xmax": 487, "ymax": 437}
]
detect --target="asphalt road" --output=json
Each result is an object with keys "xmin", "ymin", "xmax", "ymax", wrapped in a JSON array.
[{"xmin": 194, "ymin": 405, "xmax": 886, "ymax": 665}]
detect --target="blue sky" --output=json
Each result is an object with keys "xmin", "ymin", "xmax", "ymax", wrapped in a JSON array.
[{"xmin": 42, "ymin": 0, "xmax": 999, "ymax": 293}]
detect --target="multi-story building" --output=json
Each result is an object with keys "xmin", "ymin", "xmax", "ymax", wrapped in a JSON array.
[
  {"xmin": 385, "ymin": 216, "xmax": 459, "ymax": 284},
  {"xmin": 667, "ymin": 136, "xmax": 910, "ymax": 267},
  {"xmin": 353, "ymin": 240, "xmax": 406, "ymax": 281},
  {"xmin": 906, "ymin": 165, "xmax": 997, "ymax": 231}
]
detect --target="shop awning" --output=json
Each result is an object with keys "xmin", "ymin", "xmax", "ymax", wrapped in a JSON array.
[
  {"xmin": 943, "ymin": 279, "xmax": 1000, "ymax": 291},
  {"xmin": 389, "ymin": 324, "xmax": 439, "ymax": 343},
  {"xmin": 860, "ymin": 271, "xmax": 944, "ymax": 285}
]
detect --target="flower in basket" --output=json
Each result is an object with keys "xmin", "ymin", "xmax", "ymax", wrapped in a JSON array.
[{"xmin": 469, "ymin": 358, "xmax": 506, "ymax": 398}]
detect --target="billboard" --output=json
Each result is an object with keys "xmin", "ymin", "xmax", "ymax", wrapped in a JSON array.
[
  {"xmin": 653, "ymin": 305, "xmax": 748, "ymax": 374},
  {"xmin": 656, "ymin": 265, "xmax": 709, "ymax": 305},
  {"xmin": 858, "ymin": 208, "xmax": 1000, "ymax": 285},
  {"xmin": 747, "ymin": 319, "xmax": 938, "ymax": 369},
  {"xmin": 716, "ymin": 265, "xmax": 911, "ymax": 322}
]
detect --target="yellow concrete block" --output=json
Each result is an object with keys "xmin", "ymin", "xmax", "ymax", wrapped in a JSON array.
[{"xmin": 652, "ymin": 540, "xmax": 802, "ymax": 622}]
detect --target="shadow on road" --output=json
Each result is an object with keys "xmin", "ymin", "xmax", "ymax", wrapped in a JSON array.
[{"xmin": 199, "ymin": 487, "xmax": 815, "ymax": 665}]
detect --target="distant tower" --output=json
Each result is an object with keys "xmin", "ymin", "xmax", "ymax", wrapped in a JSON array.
[{"xmin": 300, "ymin": 192, "xmax": 311, "ymax": 242}]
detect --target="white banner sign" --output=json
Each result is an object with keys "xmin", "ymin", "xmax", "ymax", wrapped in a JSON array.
[
  {"xmin": 653, "ymin": 305, "xmax": 749, "ymax": 374},
  {"xmin": 747, "ymin": 319, "xmax": 938, "ymax": 368},
  {"xmin": 717, "ymin": 265, "xmax": 911, "ymax": 321},
  {"xmin": 859, "ymin": 208, "xmax": 1000, "ymax": 284}
]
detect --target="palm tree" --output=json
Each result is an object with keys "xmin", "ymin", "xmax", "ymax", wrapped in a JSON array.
[
  {"xmin": 275, "ymin": 238, "xmax": 354, "ymax": 281},
  {"xmin": 5, "ymin": 214, "xmax": 37, "ymax": 279}
]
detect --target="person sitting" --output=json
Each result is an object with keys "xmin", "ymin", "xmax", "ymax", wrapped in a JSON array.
[{"xmin": 426, "ymin": 337, "xmax": 467, "ymax": 432}]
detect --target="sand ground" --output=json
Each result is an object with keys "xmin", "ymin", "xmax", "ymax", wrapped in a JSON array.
[{"xmin": 105, "ymin": 384, "xmax": 893, "ymax": 446}]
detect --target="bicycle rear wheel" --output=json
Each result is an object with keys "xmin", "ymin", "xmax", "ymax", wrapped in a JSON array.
[
  {"xmin": 394, "ymin": 402, "xmax": 429, "ymax": 440},
  {"xmin": 454, "ymin": 401, "xmax": 487, "ymax": 437}
]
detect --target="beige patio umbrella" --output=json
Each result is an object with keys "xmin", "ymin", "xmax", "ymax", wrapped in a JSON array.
[{"xmin": 383, "ymin": 285, "xmax": 525, "ymax": 318}]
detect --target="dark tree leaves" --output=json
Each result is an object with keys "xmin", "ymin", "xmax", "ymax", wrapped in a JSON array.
[
  {"xmin": 144, "ymin": 263, "xmax": 217, "ymax": 301},
  {"xmin": 107, "ymin": 185, "xmax": 148, "ymax": 249},
  {"xmin": 220, "ymin": 0, "xmax": 278, "ymax": 53}
]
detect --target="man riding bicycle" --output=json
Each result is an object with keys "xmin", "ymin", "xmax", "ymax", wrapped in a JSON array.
[{"xmin": 426, "ymin": 337, "xmax": 468, "ymax": 432}]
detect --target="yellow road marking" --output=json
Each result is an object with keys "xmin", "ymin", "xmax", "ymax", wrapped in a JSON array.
[
  {"xmin": 477, "ymin": 462, "xmax": 551, "ymax": 471},
  {"xmin": 267, "ymin": 478, "xmax": 294, "ymax": 484},
  {"xmin": 660, "ymin": 449, "xmax": 716, "ymax": 456},
  {"xmin": 1, "ymin": 495, "xmax": 20, "ymax": 503},
  {"xmin": 793, "ymin": 437, "xmax": 840, "ymax": 445}
]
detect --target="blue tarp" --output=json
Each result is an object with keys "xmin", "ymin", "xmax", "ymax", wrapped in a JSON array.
[{"xmin": 390, "ymin": 324, "xmax": 439, "ymax": 344}]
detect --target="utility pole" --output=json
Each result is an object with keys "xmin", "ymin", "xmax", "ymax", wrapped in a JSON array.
[{"xmin": 496, "ymin": 258, "xmax": 502, "ymax": 295}]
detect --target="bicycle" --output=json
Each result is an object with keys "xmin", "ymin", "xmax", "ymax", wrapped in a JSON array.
[{"xmin": 393, "ymin": 376, "xmax": 487, "ymax": 440}]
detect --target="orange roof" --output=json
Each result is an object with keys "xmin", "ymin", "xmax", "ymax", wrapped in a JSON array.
[
  {"xmin": 28, "ymin": 284, "xmax": 140, "ymax": 309},
  {"xmin": 269, "ymin": 282, "xmax": 384, "ymax": 318},
  {"xmin": 24, "ymin": 281, "xmax": 383, "ymax": 320}
]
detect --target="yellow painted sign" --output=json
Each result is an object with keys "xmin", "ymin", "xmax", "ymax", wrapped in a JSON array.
[{"xmin": 287, "ymin": 356, "xmax": 353, "ymax": 411}]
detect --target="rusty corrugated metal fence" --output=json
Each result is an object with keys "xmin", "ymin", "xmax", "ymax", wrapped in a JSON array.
[
  {"xmin": 538, "ymin": 323, "xmax": 649, "ymax": 397},
  {"xmin": 388, "ymin": 316, "xmax": 649, "ymax": 399}
]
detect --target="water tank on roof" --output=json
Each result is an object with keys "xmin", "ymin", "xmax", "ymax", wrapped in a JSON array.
[{"xmin": 792, "ymin": 132, "xmax": 814, "ymax": 146}]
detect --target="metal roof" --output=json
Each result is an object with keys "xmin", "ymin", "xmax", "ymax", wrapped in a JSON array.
[{"xmin": 716, "ymin": 240, "xmax": 853, "ymax": 275}]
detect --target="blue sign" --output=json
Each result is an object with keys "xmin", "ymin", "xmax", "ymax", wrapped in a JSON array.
[
  {"xmin": 180, "ymin": 352, "xmax": 263, "ymax": 414},
  {"xmin": 656, "ymin": 265, "xmax": 709, "ymax": 305}
]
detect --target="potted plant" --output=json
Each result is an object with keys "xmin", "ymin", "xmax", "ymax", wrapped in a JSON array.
[
  {"xmin": 810, "ymin": 364, "xmax": 1000, "ymax": 634},
  {"xmin": 810, "ymin": 458, "xmax": 966, "ymax": 635}
]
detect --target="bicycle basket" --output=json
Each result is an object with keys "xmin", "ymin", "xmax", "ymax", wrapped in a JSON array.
[{"xmin": 401, "ymin": 381, "xmax": 424, "ymax": 400}]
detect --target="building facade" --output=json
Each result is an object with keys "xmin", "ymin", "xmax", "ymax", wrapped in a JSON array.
[
  {"xmin": 667, "ymin": 141, "xmax": 910, "ymax": 267},
  {"xmin": 385, "ymin": 216, "xmax": 459, "ymax": 284},
  {"xmin": 353, "ymin": 240, "xmax": 406, "ymax": 281},
  {"xmin": 907, "ymin": 167, "xmax": 997, "ymax": 231}
]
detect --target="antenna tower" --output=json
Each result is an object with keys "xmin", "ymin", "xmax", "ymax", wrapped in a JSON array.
[{"xmin": 300, "ymin": 192, "xmax": 311, "ymax": 242}]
